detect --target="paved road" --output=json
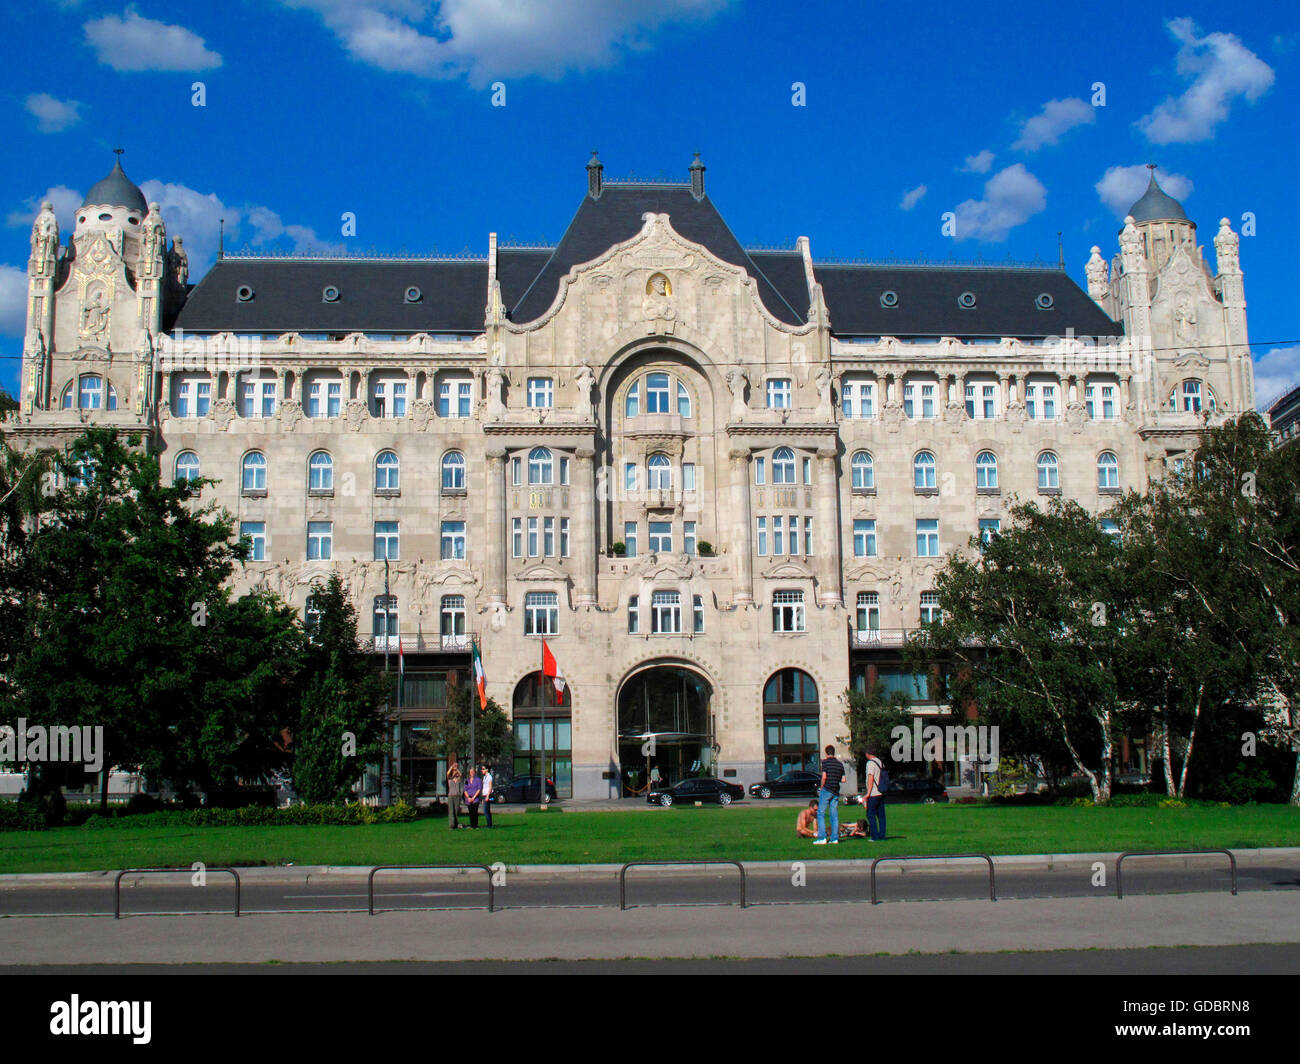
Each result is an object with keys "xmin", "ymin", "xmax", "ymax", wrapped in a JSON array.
[{"xmin": 3, "ymin": 855, "xmax": 1295, "ymax": 916}]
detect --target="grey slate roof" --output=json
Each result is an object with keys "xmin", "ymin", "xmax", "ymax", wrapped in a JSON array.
[
  {"xmin": 82, "ymin": 158, "xmax": 148, "ymax": 213},
  {"xmin": 1127, "ymin": 174, "xmax": 1190, "ymax": 224}
]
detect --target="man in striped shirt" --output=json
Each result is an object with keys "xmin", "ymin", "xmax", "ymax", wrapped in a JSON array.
[{"xmin": 814, "ymin": 745, "xmax": 845, "ymax": 845}]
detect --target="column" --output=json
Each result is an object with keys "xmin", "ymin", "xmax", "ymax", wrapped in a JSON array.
[
  {"xmin": 486, "ymin": 448, "xmax": 507, "ymax": 606},
  {"xmin": 1120, "ymin": 373, "xmax": 1131, "ymax": 414},
  {"xmin": 815, "ymin": 447, "xmax": 841, "ymax": 606},
  {"xmin": 729, "ymin": 448, "xmax": 753, "ymax": 605},
  {"xmin": 999, "ymin": 373, "xmax": 1011, "ymax": 412},
  {"xmin": 574, "ymin": 446, "xmax": 597, "ymax": 607}
]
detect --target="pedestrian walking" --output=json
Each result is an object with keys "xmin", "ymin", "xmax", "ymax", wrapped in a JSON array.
[
  {"xmin": 463, "ymin": 766, "xmax": 482, "ymax": 829},
  {"xmin": 863, "ymin": 749, "xmax": 888, "ymax": 841},
  {"xmin": 813, "ymin": 744, "xmax": 845, "ymax": 845},
  {"xmin": 480, "ymin": 763, "xmax": 494, "ymax": 828},
  {"xmin": 445, "ymin": 761, "xmax": 462, "ymax": 830}
]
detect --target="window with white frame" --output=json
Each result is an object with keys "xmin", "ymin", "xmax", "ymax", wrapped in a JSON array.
[
  {"xmin": 766, "ymin": 378, "xmax": 792, "ymax": 409},
  {"xmin": 543, "ymin": 516, "xmax": 555, "ymax": 557},
  {"xmin": 920, "ymin": 591, "xmax": 942, "ymax": 624},
  {"xmin": 684, "ymin": 521, "xmax": 697, "ymax": 556},
  {"xmin": 624, "ymin": 381, "xmax": 640, "ymax": 417},
  {"xmin": 650, "ymin": 590, "xmax": 681, "ymax": 634},
  {"xmin": 904, "ymin": 380, "xmax": 937, "ymax": 419},
  {"xmin": 624, "ymin": 521, "xmax": 637, "ymax": 558},
  {"xmin": 856, "ymin": 591, "xmax": 880, "ymax": 634},
  {"xmin": 438, "ymin": 377, "xmax": 473, "ymax": 418},
  {"xmin": 307, "ymin": 520, "xmax": 332, "ymax": 560},
  {"xmin": 677, "ymin": 380, "xmax": 691, "ymax": 418},
  {"xmin": 628, "ymin": 595, "xmax": 640, "ymax": 633},
  {"xmin": 559, "ymin": 456, "xmax": 570, "ymax": 485},
  {"xmin": 804, "ymin": 516, "xmax": 813, "ymax": 556},
  {"xmin": 841, "ymin": 377, "xmax": 875, "ymax": 419},
  {"xmin": 916, "ymin": 519, "xmax": 939, "ymax": 557},
  {"xmin": 527, "ymin": 517, "xmax": 539, "ymax": 558},
  {"xmin": 307, "ymin": 377, "xmax": 341, "ymax": 418},
  {"xmin": 683, "ymin": 463, "xmax": 696, "ymax": 491},
  {"xmin": 441, "ymin": 520, "xmax": 466, "ymax": 560},
  {"xmin": 374, "ymin": 520, "xmax": 399, "ymax": 560},
  {"xmin": 560, "ymin": 517, "xmax": 570, "ymax": 557},
  {"xmin": 693, "ymin": 594, "xmax": 704, "ymax": 633},
  {"xmin": 975, "ymin": 451, "xmax": 998, "ymax": 490},
  {"xmin": 647, "ymin": 453, "xmax": 672, "ymax": 490},
  {"xmin": 528, "ymin": 447, "xmax": 553, "ymax": 485},
  {"xmin": 523, "ymin": 591, "xmax": 558, "ymax": 635},
  {"xmin": 64, "ymin": 375, "xmax": 117, "ymax": 411},
  {"xmin": 1037, "ymin": 451, "xmax": 1060, "ymax": 490},
  {"xmin": 441, "ymin": 451, "xmax": 466, "ymax": 492},
  {"xmin": 441, "ymin": 595, "xmax": 466, "ymax": 643},
  {"xmin": 1085, "ymin": 381, "xmax": 1116, "ymax": 420},
  {"xmin": 772, "ymin": 589, "xmax": 805, "ymax": 633},
  {"xmin": 1097, "ymin": 451, "xmax": 1119, "ymax": 491},
  {"xmin": 308, "ymin": 451, "xmax": 333, "ymax": 493},
  {"xmin": 527, "ymin": 377, "xmax": 554, "ymax": 408},
  {"xmin": 754, "ymin": 456, "xmax": 766, "ymax": 485},
  {"xmin": 241, "ymin": 452, "xmax": 267, "ymax": 494},
  {"xmin": 1170, "ymin": 379, "xmax": 1215, "ymax": 413},
  {"xmin": 241, "ymin": 374, "xmax": 277, "ymax": 418},
  {"xmin": 965, "ymin": 381, "xmax": 998, "ymax": 419},
  {"xmin": 851, "ymin": 451, "xmax": 874, "ymax": 491},
  {"xmin": 240, "ymin": 521, "xmax": 267, "ymax": 561},
  {"xmin": 373, "ymin": 595, "xmax": 398, "ymax": 647},
  {"xmin": 175, "ymin": 451, "xmax": 200, "ymax": 483},
  {"xmin": 624, "ymin": 461, "xmax": 638, "ymax": 493},
  {"xmin": 772, "ymin": 515, "xmax": 785, "ymax": 555},
  {"xmin": 757, "ymin": 516, "xmax": 768, "ymax": 556},
  {"xmin": 914, "ymin": 451, "xmax": 937, "ymax": 490},
  {"xmin": 512, "ymin": 517, "xmax": 523, "ymax": 558},
  {"xmin": 773, "ymin": 447, "xmax": 796, "ymax": 484},
  {"xmin": 1025, "ymin": 380, "xmax": 1058, "ymax": 420},
  {"xmin": 370, "ymin": 377, "xmax": 407, "ymax": 418},
  {"xmin": 648, "ymin": 521, "xmax": 672, "ymax": 553},
  {"xmin": 174, "ymin": 376, "xmax": 212, "ymax": 417},
  {"xmin": 375, "ymin": 450, "xmax": 399, "ymax": 492},
  {"xmin": 802, "ymin": 457, "xmax": 812, "ymax": 485},
  {"xmin": 853, "ymin": 519, "xmax": 877, "ymax": 557},
  {"xmin": 1100, "ymin": 518, "xmax": 1120, "ymax": 537},
  {"xmin": 646, "ymin": 372, "xmax": 670, "ymax": 413},
  {"xmin": 979, "ymin": 518, "xmax": 1001, "ymax": 545}
]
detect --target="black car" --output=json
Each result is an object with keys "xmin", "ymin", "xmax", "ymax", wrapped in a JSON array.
[
  {"xmin": 495, "ymin": 775, "xmax": 557, "ymax": 803},
  {"xmin": 647, "ymin": 777, "xmax": 745, "ymax": 807},
  {"xmin": 748, "ymin": 770, "xmax": 821, "ymax": 799},
  {"xmin": 883, "ymin": 777, "xmax": 949, "ymax": 804}
]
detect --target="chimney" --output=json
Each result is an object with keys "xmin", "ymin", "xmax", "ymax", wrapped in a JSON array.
[
  {"xmin": 689, "ymin": 151, "xmax": 706, "ymax": 200},
  {"xmin": 587, "ymin": 150, "xmax": 603, "ymax": 199}
]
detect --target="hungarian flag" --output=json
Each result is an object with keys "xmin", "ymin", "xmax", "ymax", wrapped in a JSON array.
[
  {"xmin": 542, "ymin": 640, "xmax": 566, "ymax": 704},
  {"xmin": 472, "ymin": 639, "xmax": 488, "ymax": 710}
]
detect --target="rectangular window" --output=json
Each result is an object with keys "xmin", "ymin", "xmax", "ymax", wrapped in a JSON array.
[
  {"xmin": 773, "ymin": 515, "xmax": 784, "ymax": 557},
  {"xmin": 766, "ymin": 378, "xmax": 792, "ymax": 409},
  {"xmin": 754, "ymin": 457, "xmax": 766, "ymax": 485},
  {"xmin": 757, "ymin": 516, "xmax": 768, "ymax": 557},
  {"xmin": 648, "ymin": 521, "xmax": 672, "ymax": 554},
  {"xmin": 683, "ymin": 463, "xmax": 696, "ymax": 491},
  {"xmin": 440, "ymin": 520, "xmax": 466, "ymax": 560},
  {"xmin": 788, "ymin": 517, "xmax": 799, "ymax": 556},
  {"xmin": 916, "ymin": 519, "xmax": 939, "ymax": 557},
  {"xmin": 772, "ymin": 590, "xmax": 805, "ymax": 633},
  {"xmin": 920, "ymin": 591, "xmax": 942, "ymax": 625},
  {"xmin": 511, "ymin": 456, "xmax": 521, "ymax": 486},
  {"xmin": 856, "ymin": 591, "xmax": 880, "ymax": 634},
  {"xmin": 628, "ymin": 595, "xmax": 640, "ymax": 634},
  {"xmin": 625, "ymin": 382, "xmax": 639, "ymax": 418},
  {"xmin": 922, "ymin": 383, "xmax": 936, "ymax": 419},
  {"xmin": 650, "ymin": 590, "xmax": 681, "ymax": 634},
  {"xmin": 439, "ymin": 379, "xmax": 473, "ymax": 418},
  {"xmin": 523, "ymin": 592, "xmax": 558, "ymax": 636},
  {"xmin": 684, "ymin": 521, "xmax": 697, "ymax": 556},
  {"xmin": 624, "ymin": 463, "xmax": 637, "ymax": 492},
  {"xmin": 559, "ymin": 456, "xmax": 570, "ymax": 486},
  {"xmin": 326, "ymin": 381, "xmax": 340, "ymax": 417},
  {"xmin": 512, "ymin": 517, "xmax": 522, "ymax": 558},
  {"xmin": 527, "ymin": 377, "xmax": 554, "ymax": 408},
  {"xmin": 560, "ymin": 518, "xmax": 570, "ymax": 558},
  {"xmin": 979, "ymin": 518, "xmax": 1001, "ymax": 545},
  {"xmin": 693, "ymin": 594, "xmax": 704, "ymax": 633},
  {"xmin": 804, "ymin": 516, "xmax": 813, "ymax": 556},
  {"xmin": 241, "ymin": 521, "xmax": 266, "ymax": 562},
  {"xmin": 528, "ymin": 516, "xmax": 539, "ymax": 558},
  {"xmin": 374, "ymin": 521, "xmax": 399, "ymax": 561},
  {"xmin": 802, "ymin": 457, "xmax": 811, "ymax": 485},
  {"xmin": 854, "ymin": 519, "xmax": 877, "ymax": 557},
  {"xmin": 647, "ymin": 373, "xmax": 670, "ymax": 413},
  {"xmin": 307, "ymin": 520, "xmax": 332, "ymax": 561},
  {"xmin": 841, "ymin": 379, "xmax": 875, "ymax": 419},
  {"xmin": 543, "ymin": 516, "xmax": 555, "ymax": 558},
  {"xmin": 624, "ymin": 521, "xmax": 637, "ymax": 558},
  {"xmin": 196, "ymin": 380, "xmax": 211, "ymax": 416}
]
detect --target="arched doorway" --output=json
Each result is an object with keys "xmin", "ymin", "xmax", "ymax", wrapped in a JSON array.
[
  {"xmin": 617, "ymin": 664, "xmax": 714, "ymax": 796},
  {"xmin": 762, "ymin": 669, "xmax": 821, "ymax": 779},
  {"xmin": 512, "ymin": 672, "xmax": 572, "ymax": 798}
]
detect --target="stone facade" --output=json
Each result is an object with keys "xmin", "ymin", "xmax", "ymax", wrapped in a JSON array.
[{"xmin": 5, "ymin": 157, "xmax": 1254, "ymax": 798}]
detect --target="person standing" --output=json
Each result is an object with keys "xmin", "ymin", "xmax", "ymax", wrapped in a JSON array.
[
  {"xmin": 814, "ymin": 744, "xmax": 845, "ymax": 845},
  {"xmin": 463, "ymin": 766, "xmax": 482, "ymax": 829},
  {"xmin": 480, "ymin": 764, "xmax": 494, "ymax": 828},
  {"xmin": 863, "ymin": 748, "xmax": 887, "ymax": 841},
  {"xmin": 446, "ymin": 761, "xmax": 463, "ymax": 830}
]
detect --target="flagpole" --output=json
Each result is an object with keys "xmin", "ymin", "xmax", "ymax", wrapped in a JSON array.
[
  {"xmin": 540, "ymin": 637, "xmax": 546, "ymax": 809},
  {"xmin": 381, "ymin": 558, "xmax": 391, "ymax": 806},
  {"xmin": 469, "ymin": 637, "xmax": 477, "ymax": 772}
]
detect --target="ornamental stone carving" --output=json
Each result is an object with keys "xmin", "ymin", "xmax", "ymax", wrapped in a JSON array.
[
  {"xmin": 345, "ymin": 397, "xmax": 367, "ymax": 431},
  {"xmin": 412, "ymin": 397, "xmax": 433, "ymax": 431},
  {"xmin": 280, "ymin": 398, "xmax": 302, "ymax": 432},
  {"xmin": 212, "ymin": 398, "xmax": 235, "ymax": 430},
  {"xmin": 725, "ymin": 368, "xmax": 748, "ymax": 422}
]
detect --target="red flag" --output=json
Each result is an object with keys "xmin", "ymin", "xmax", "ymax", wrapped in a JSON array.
[{"xmin": 541, "ymin": 640, "xmax": 566, "ymax": 704}]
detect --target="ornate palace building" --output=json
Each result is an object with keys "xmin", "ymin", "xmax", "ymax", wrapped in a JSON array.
[{"xmin": 6, "ymin": 154, "xmax": 1254, "ymax": 798}]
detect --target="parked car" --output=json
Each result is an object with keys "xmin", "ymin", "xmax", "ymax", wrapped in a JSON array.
[
  {"xmin": 748, "ymin": 770, "xmax": 821, "ymax": 799},
  {"xmin": 495, "ymin": 775, "xmax": 557, "ymax": 803},
  {"xmin": 648, "ymin": 777, "xmax": 745, "ymax": 807},
  {"xmin": 882, "ymin": 777, "xmax": 949, "ymax": 804}
]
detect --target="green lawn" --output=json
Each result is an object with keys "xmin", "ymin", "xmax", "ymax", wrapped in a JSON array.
[{"xmin": 3, "ymin": 804, "xmax": 1298, "ymax": 874}]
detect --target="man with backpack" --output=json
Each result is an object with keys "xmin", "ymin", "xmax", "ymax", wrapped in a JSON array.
[{"xmin": 862, "ymin": 747, "xmax": 889, "ymax": 841}]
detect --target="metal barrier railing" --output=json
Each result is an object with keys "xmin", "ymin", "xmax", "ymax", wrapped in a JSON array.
[
  {"xmin": 367, "ymin": 864, "xmax": 495, "ymax": 914},
  {"xmin": 619, "ymin": 861, "xmax": 747, "ymax": 910},
  {"xmin": 114, "ymin": 867, "xmax": 241, "ymax": 919},
  {"xmin": 870, "ymin": 854, "xmax": 996, "ymax": 904},
  {"xmin": 1115, "ymin": 850, "xmax": 1237, "ymax": 899}
]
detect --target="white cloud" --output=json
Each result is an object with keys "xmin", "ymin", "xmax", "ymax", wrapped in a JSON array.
[
  {"xmin": 1253, "ymin": 346, "xmax": 1300, "ymax": 411},
  {"xmin": 0, "ymin": 265, "xmax": 29, "ymax": 337},
  {"xmin": 279, "ymin": 0, "xmax": 731, "ymax": 85},
  {"xmin": 1137, "ymin": 18, "xmax": 1274, "ymax": 144},
  {"xmin": 952, "ymin": 163, "xmax": 1046, "ymax": 242},
  {"xmin": 84, "ymin": 9, "xmax": 222, "ymax": 72},
  {"xmin": 6, "ymin": 186, "xmax": 84, "ymax": 231},
  {"xmin": 1012, "ymin": 97, "xmax": 1095, "ymax": 151},
  {"xmin": 960, "ymin": 150, "xmax": 995, "ymax": 174},
  {"xmin": 1095, "ymin": 165, "xmax": 1193, "ymax": 218},
  {"xmin": 24, "ymin": 94, "xmax": 82, "ymax": 134},
  {"xmin": 899, "ymin": 185, "xmax": 927, "ymax": 211}
]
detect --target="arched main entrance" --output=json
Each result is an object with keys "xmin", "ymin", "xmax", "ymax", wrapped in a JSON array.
[
  {"xmin": 762, "ymin": 668, "xmax": 821, "ymax": 779},
  {"xmin": 617, "ymin": 664, "xmax": 714, "ymax": 796},
  {"xmin": 512, "ymin": 672, "xmax": 573, "ymax": 798}
]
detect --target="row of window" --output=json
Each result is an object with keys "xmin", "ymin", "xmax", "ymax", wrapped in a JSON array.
[
  {"xmin": 240, "ymin": 519, "xmax": 472, "ymax": 562},
  {"xmin": 620, "ymin": 521, "xmax": 699, "ymax": 557},
  {"xmin": 849, "ymin": 449, "xmax": 1122, "ymax": 494},
  {"xmin": 849, "ymin": 514, "xmax": 1118, "ymax": 559}
]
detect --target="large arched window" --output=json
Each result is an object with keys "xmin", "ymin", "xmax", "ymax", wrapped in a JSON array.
[
  {"xmin": 241, "ymin": 451, "xmax": 267, "ymax": 493},
  {"xmin": 1097, "ymin": 451, "xmax": 1119, "ymax": 491},
  {"xmin": 851, "ymin": 451, "xmax": 874, "ymax": 491},
  {"xmin": 772, "ymin": 446, "xmax": 796, "ymax": 484},
  {"xmin": 762, "ymin": 668, "xmax": 821, "ymax": 778},
  {"xmin": 441, "ymin": 450, "xmax": 466, "ymax": 492},
  {"xmin": 914, "ymin": 451, "xmax": 936, "ymax": 490},
  {"xmin": 174, "ymin": 451, "xmax": 200, "ymax": 484},
  {"xmin": 528, "ymin": 446, "xmax": 553, "ymax": 485},
  {"xmin": 677, "ymin": 380, "xmax": 691, "ymax": 418},
  {"xmin": 975, "ymin": 450, "xmax": 998, "ymax": 490},
  {"xmin": 647, "ymin": 453, "xmax": 672, "ymax": 490},
  {"xmin": 1037, "ymin": 451, "xmax": 1059, "ymax": 490},
  {"xmin": 63, "ymin": 374, "xmax": 118, "ymax": 411},
  {"xmin": 308, "ymin": 451, "xmax": 333, "ymax": 493},
  {"xmin": 1169, "ymin": 379, "xmax": 1216, "ymax": 413},
  {"xmin": 375, "ymin": 450, "xmax": 399, "ymax": 492}
]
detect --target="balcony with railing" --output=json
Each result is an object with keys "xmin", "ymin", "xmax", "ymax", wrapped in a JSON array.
[{"xmin": 365, "ymin": 632, "xmax": 473, "ymax": 654}]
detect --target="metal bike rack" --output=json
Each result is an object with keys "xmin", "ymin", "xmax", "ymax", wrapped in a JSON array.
[
  {"xmin": 1115, "ymin": 850, "xmax": 1237, "ymax": 899},
  {"xmin": 114, "ymin": 867, "xmax": 241, "ymax": 919},
  {"xmin": 367, "ymin": 864, "xmax": 495, "ymax": 914},
  {"xmin": 869, "ymin": 854, "xmax": 996, "ymax": 905},
  {"xmin": 619, "ymin": 860, "xmax": 747, "ymax": 910}
]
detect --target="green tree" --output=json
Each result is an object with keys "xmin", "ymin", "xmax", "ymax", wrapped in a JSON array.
[
  {"xmin": 291, "ymin": 575, "xmax": 389, "ymax": 804},
  {"xmin": 840, "ymin": 680, "xmax": 912, "ymax": 779},
  {"xmin": 421, "ymin": 683, "xmax": 515, "ymax": 771}
]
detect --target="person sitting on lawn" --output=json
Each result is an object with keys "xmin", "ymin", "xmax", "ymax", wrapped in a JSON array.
[
  {"xmin": 839, "ymin": 819, "xmax": 869, "ymax": 839},
  {"xmin": 796, "ymin": 799, "xmax": 818, "ymax": 838}
]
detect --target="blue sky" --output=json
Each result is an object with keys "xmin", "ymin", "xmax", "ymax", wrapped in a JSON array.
[{"xmin": 2, "ymin": 1, "xmax": 1297, "ymax": 404}]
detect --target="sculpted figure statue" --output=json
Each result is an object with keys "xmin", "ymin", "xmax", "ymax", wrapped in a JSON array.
[
  {"xmin": 573, "ymin": 359, "xmax": 596, "ymax": 421},
  {"xmin": 725, "ymin": 368, "xmax": 748, "ymax": 422}
]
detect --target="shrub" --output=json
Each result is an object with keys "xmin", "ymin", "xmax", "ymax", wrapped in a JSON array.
[{"xmin": 0, "ymin": 801, "xmax": 45, "ymax": 831}]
